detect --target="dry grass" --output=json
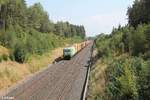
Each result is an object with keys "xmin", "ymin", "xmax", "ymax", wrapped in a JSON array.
[
  {"xmin": 28, "ymin": 48, "xmax": 63, "ymax": 73},
  {"xmin": 87, "ymin": 59, "xmax": 107, "ymax": 100},
  {"xmin": 0, "ymin": 47, "xmax": 63, "ymax": 91},
  {"xmin": 0, "ymin": 61, "xmax": 30, "ymax": 90},
  {"xmin": 0, "ymin": 46, "xmax": 9, "ymax": 56}
]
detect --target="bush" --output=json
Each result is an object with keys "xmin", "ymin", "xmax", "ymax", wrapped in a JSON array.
[
  {"xmin": 13, "ymin": 43, "xmax": 27, "ymax": 63},
  {"xmin": 0, "ymin": 31, "xmax": 17, "ymax": 48},
  {"xmin": 14, "ymin": 48, "xmax": 26, "ymax": 63},
  {"xmin": 0, "ymin": 56, "xmax": 2, "ymax": 62},
  {"xmin": 106, "ymin": 58, "xmax": 138, "ymax": 100},
  {"xmin": 105, "ymin": 56, "xmax": 150, "ymax": 100},
  {"xmin": 0, "ymin": 54, "xmax": 9, "ymax": 62},
  {"xmin": 0, "ymin": 27, "xmax": 83, "ymax": 63},
  {"xmin": 2, "ymin": 54, "xmax": 8, "ymax": 61},
  {"xmin": 138, "ymin": 60, "xmax": 150, "ymax": 100}
]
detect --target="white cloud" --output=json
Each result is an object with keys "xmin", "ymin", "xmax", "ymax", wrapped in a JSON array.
[
  {"xmin": 50, "ymin": 12, "xmax": 128, "ymax": 37},
  {"xmin": 82, "ymin": 12, "xmax": 128, "ymax": 36}
]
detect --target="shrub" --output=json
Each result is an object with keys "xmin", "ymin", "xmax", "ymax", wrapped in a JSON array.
[
  {"xmin": 2, "ymin": 54, "xmax": 8, "ymax": 61},
  {"xmin": 106, "ymin": 58, "xmax": 138, "ymax": 100},
  {"xmin": 138, "ymin": 60, "xmax": 150, "ymax": 100},
  {"xmin": 0, "ymin": 56, "xmax": 2, "ymax": 62},
  {"xmin": 13, "ymin": 43, "xmax": 27, "ymax": 63}
]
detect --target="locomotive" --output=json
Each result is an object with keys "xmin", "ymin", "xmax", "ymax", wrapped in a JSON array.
[{"xmin": 63, "ymin": 41, "xmax": 90, "ymax": 60}]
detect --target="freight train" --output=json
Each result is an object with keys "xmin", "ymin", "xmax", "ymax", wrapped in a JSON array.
[{"xmin": 63, "ymin": 41, "xmax": 90, "ymax": 60}]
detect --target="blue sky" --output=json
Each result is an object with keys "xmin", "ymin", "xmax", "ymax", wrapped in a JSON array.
[{"xmin": 26, "ymin": 0, "xmax": 134, "ymax": 36}]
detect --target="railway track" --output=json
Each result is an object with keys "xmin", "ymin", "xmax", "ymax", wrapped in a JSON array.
[{"xmin": 0, "ymin": 42, "xmax": 93, "ymax": 100}]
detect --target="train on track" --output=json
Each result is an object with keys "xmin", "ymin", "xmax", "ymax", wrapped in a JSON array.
[{"xmin": 63, "ymin": 41, "xmax": 90, "ymax": 60}]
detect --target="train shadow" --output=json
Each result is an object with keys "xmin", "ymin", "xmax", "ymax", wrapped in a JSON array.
[
  {"xmin": 53, "ymin": 57, "xmax": 64, "ymax": 64},
  {"xmin": 53, "ymin": 56, "xmax": 72, "ymax": 64}
]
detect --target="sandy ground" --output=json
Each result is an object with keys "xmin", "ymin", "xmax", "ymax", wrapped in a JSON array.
[{"xmin": 0, "ymin": 47, "xmax": 64, "ymax": 94}]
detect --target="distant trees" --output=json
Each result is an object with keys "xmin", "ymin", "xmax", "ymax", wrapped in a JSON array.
[
  {"xmin": 54, "ymin": 22, "xmax": 85, "ymax": 38},
  {"xmin": 0, "ymin": 0, "xmax": 85, "ymax": 37},
  {"xmin": 97, "ymin": 24, "xmax": 150, "ymax": 57},
  {"xmin": 0, "ymin": 0, "xmax": 27, "ymax": 30},
  {"xmin": 27, "ymin": 3, "xmax": 54, "ymax": 33}
]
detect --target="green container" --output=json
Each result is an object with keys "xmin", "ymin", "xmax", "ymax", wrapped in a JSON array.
[{"xmin": 63, "ymin": 47, "xmax": 76, "ymax": 60}]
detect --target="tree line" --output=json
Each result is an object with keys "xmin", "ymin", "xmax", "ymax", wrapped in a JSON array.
[
  {"xmin": 0, "ymin": 0, "xmax": 86, "ymax": 63},
  {"xmin": 127, "ymin": 0, "xmax": 150, "ymax": 27},
  {"xmin": 94, "ymin": 0, "xmax": 150, "ymax": 100},
  {"xmin": 0, "ymin": 0, "xmax": 85, "ymax": 37}
]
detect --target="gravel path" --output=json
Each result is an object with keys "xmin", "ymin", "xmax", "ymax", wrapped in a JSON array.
[{"xmin": 1, "ymin": 43, "xmax": 93, "ymax": 100}]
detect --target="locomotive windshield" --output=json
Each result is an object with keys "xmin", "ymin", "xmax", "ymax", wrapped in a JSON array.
[{"xmin": 64, "ymin": 49, "xmax": 71, "ymax": 52}]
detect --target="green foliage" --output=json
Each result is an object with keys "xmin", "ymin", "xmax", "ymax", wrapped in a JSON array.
[
  {"xmin": 92, "ymin": 1, "xmax": 150, "ymax": 99},
  {"xmin": 138, "ymin": 60, "xmax": 150, "ymax": 100},
  {"xmin": 118, "ymin": 66, "xmax": 138, "ymax": 100},
  {"xmin": 0, "ymin": 31, "xmax": 17, "ymax": 48},
  {"xmin": 95, "ymin": 25, "xmax": 150, "ymax": 99},
  {"xmin": 95, "ymin": 24, "xmax": 150, "ymax": 99},
  {"xmin": 0, "ymin": 0, "xmax": 85, "ymax": 37},
  {"xmin": 127, "ymin": 0, "xmax": 150, "ymax": 27},
  {"xmin": 96, "ymin": 24, "xmax": 149, "ymax": 58},
  {"xmin": 2, "ymin": 54, "xmax": 8, "ymax": 61},
  {"xmin": 27, "ymin": 3, "xmax": 52, "ymax": 33},
  {"xmin": 0, "ymin": 54, "xmax": 9, "ymax": 62},
  {"xmin": 0, "ymin": 0, "xmax": 85, "ymax": 63},
  {"xmin": 131, "ymin": 25, "xmax": 149, "ymax": 56},
  {"xmin": 106, "ymin": 57, "xmax": 149, "ymax": 100},
  {"xmin": 54, "ymin": 22, "xmax": 85, "ymax": 38},
  {"xmin": 13, "ymin": 43, "xmax": 27, "ymax": 63},
  {"xmin": 96, "ymin": 34, "xmax": 112, "ymax": 57},
  {"xmin": 0, "ymin": 56, "xmax": 2, "ymax": 62}
]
